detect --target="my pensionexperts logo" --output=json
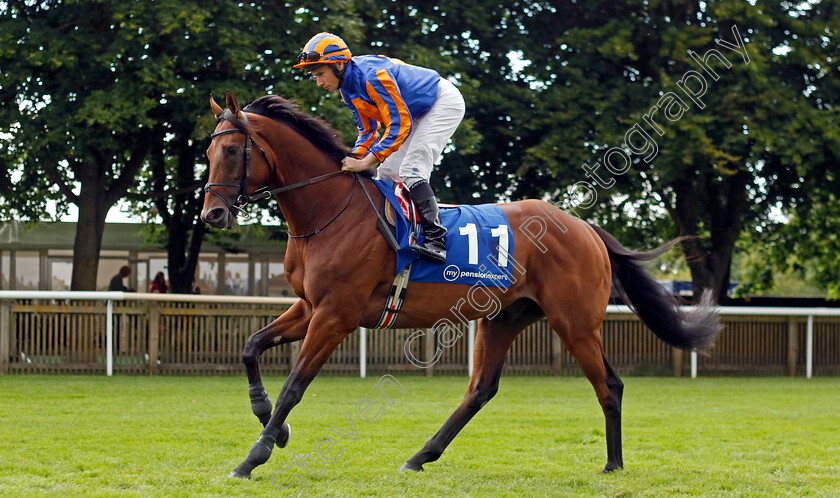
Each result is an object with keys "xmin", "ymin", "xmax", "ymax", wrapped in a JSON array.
[
  {"xmin": 442, "ymin": 264, "xmax": 510, "ymax": 283},
  {"xmin": 443, "ymin": 265, "xmax": 461, "ymax": 282}
]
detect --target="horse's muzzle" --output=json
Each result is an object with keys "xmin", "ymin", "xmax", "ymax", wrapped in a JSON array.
[{"xmin": 201, "ymin": 206, "xmax": 236, "ymax": 229}]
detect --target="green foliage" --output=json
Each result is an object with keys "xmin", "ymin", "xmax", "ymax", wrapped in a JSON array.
[
  {"xmin": 738, "ymin": 198, "xmax": 840, "ymax": 299},
  {"xmin": 475, "ymin": 0, "xmax": 839, "ymax": 301},
  {"xmin": 732, "ymin": 230, "xmax": 827, "ymax": 298},
  {"xmin": 2, "ymin": 0, "xmax": 838, "ymax": 295},
  {"xmin": 0, "ymin": 0, "xmax": 363, "ymax": 289}
]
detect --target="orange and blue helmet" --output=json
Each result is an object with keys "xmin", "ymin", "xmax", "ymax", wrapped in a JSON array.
[{"xmin": 293, "ymin": 32, "xmax": 352, "ymax": 68}]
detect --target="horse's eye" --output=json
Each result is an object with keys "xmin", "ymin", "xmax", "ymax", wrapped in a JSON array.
[{"xmin": 225, "ymin": 145, "xmax": 238, "ymax": 156}]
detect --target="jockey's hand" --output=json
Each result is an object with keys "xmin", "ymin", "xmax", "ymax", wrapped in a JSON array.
[{"xmin": 342, "ymin": 155, "xmax": 376, "ymax": 172}]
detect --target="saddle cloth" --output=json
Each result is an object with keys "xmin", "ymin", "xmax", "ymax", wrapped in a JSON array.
[{"xmin": 373, "ymin": 179, "xmax": 515, "ymax": 288}]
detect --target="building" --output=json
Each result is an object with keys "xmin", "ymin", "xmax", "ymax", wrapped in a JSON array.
[{"xmin": 0, "ymin": 221, "xmax": 292, "ymax": 296}]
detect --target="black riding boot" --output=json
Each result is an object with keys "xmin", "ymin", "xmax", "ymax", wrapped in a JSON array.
[{"xmin": 407, "ymin": 181, "xmax": 447, "ymax": 264}]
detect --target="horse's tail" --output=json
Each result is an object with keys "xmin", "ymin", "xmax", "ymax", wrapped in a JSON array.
[{"xmin": 589, "ymin": 223, "xmax": 721, "ymax": 351}]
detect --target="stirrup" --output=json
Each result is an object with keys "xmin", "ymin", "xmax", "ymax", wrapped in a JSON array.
[{"xmin": 410, "ymin": 241, "xmax": 447, "ymax": 264}]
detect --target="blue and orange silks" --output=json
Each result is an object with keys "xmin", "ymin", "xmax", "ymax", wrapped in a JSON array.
[{"xmin": 339, "ymin": 56, "xmax": 441, "ymax": 161}]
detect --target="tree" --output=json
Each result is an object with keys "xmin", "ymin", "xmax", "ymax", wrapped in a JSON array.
[
  {"xmin": 121, "ymin": 1, "xmax": 301, "ymax": 293},
  {"xmin": 454, "ymin": 0, "xmax": 839, "ymax": 303},
  {"xmin": 3, "ymin": 0, "xmax": 836, "ymax": 300},
  {"xmin": 130, "ymin": 1, "xmax": 375, "ymax": 293},
  {"xmin": 0, "ymin": 1, "xmax": 361, "ymax": 291},
  {"xmin": 738, "ymin": 2, "xmax": 840, "ymax": 298},
  {"xmin": 0, "ymin": 1, "xmax": 162, "ymax": 289}
]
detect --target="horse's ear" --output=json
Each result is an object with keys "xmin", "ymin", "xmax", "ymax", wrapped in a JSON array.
[
  {"xmin": 225, "ymin": 90, "xmax": 241, "ymax": 117},
  {"xmin": 210, "ymin": 93, "xmax": 223, "ymax": 118}
]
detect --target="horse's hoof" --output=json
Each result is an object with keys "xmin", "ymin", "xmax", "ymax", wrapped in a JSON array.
[
  {"xmin": 229, "ymin": 469, "xmax": 251, "ymax": 479},
  {"xmin": 276, "ymin": 423, "xmax": 291, "ymax": 448},
  {"xmin": 399, "ymin": 461, "xmax": 424, "ymax": 472},
  {"xmin": 600, "ymin": 463, "xmax": 622, "ymax": 474}
]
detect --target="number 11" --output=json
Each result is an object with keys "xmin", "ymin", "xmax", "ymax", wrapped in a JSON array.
[{"xmin": 458, "ymin": 223, "xmax": 509, "ymax": 267}]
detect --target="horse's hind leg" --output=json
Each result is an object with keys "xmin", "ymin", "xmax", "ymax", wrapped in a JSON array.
[
  {"xmin": 243, "ymin": 299, "xmax": 311, "ymax": 427},
  {"xmin": 401, "ymin": 299, "xmax": 543, "ymax": 472},
  {"xmin": 555, "ymin": 324, "xmax": 624, "ymax": 473},
  {"xmin": 601, "ymin": 354, "xmax": 623, "ymax": 471}
]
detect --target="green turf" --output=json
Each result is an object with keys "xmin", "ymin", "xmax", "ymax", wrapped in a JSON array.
[{"xmin": 0, "ymin": 375, "xmax": 837, "ymax": 497}]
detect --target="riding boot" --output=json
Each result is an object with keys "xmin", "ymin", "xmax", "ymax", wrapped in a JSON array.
[{"xmin": 407, "ymin": 181, "xmax": 448, "ymax": 264}]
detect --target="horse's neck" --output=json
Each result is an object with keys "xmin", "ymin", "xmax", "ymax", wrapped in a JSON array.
[{"xmin": 268, "ymin": 133, "xmax": 351, "ymax": 238}]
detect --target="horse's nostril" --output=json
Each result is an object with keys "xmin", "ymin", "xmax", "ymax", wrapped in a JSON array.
[{"xmin": 202, "ymin": 207, "xmax": 227, "ymax": 225}]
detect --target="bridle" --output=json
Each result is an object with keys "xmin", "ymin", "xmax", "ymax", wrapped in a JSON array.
[
  {"xmin": 204, "ymin": 109, "xmax": 352, "ymax": 238},
  {"xmin": 204, "ymin": 110, "xmax": 274, "ymax": 212}
]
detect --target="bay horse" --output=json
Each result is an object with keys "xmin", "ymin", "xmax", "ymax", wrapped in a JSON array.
[{"xmin": 201, "ymin": 91, "xmax": 721, "ymax": 480}]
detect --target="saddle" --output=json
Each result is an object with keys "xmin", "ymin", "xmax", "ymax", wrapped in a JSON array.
[
  {"xmin": 384, "ymin": 182, "xmax": 418, "ymax": 226},
  {"xmin": 382, "ymin": 182, "xmax": 456, "ymax": 226}
]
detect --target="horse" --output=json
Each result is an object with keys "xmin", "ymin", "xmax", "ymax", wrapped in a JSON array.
[{"xmin": 201, "ymin": 91, "xmax": 721, "ymax": 480}]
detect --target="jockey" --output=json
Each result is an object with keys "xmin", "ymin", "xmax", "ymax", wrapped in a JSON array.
[{"xmin": 294, "ymin": 32, "xmax": 465, "ymax": 264}]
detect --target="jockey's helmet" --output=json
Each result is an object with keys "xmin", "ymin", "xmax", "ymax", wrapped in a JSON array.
[{"xmin": 293, "ymin": 32, "xmax": 352, "ymax": 69}]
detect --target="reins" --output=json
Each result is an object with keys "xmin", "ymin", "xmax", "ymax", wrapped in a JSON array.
[
  {"xmin": 205, "ymin": 109, "xmax": 353, "ymax": 239},
  {"xmin": 256, "ymin": 170, "xmax": 347, "ymax": 198},
  {"xmin": 288, "ymin": 173, "xmax": 357, "ymax": 238}
]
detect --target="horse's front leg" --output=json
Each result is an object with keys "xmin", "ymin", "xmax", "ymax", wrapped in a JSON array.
[
  {"xmin": 243, "ymin": 300, "xmax": 312, "ymax": 427},
  {"xmin": 230, "ymin": 309, "xmax": 357, "ymax": 479}
]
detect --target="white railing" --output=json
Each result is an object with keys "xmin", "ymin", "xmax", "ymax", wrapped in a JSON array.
[
  {"xmin": 1, "ymin": 291, "xmax": 837, "ymax": 378},
  {"xmin": 0, "ymin": 291, "xmax": 297, "ymax": 376},
  {"xmin": 607, "ymin": 304, "xmax": 837, "ymax": 379}
]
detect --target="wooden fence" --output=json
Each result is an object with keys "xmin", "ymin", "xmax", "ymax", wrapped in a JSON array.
[{"xmin": 1, "ymin": 294, "xmax": 839, "ymax": 377}]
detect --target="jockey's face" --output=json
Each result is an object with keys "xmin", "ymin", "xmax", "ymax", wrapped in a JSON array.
[{"xmin": 311, "ymin": 63, "xmax": 343, "ymax": 91}]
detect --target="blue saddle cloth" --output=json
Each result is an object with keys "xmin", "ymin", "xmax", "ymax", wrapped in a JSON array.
[{"xmin": 373, "ymin": 179, "xmax": 515, "ymax": 288}]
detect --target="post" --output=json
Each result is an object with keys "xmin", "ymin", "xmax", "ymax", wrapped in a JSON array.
[
  {"xmin": 423, "ymin": 328, "xmax": 435, "ymax": 377},
  {"xmin": 148, "ymin": 302, "xmax": 160, "ymax": 376},
  {"xmin": 550, "ymin": 331, "xmax": 563, "ymax": 376},
  {"xmin": 0, "ymin": 301, "xmax": 10, "ymax": 375},
  {"xmin": 806, "ymin": 314, "xmax": 814, "ymax": 379},
  {"xmin": 690, "ymin": 350, "xmax": 698, "ymax": 379},
  {"xmin": 106, "ymin": 299, "xmax": 114, "ymax": 376},
  {"xmin": 787, "ymin": 316, "xmax": 798, "ymax": 377},
  {"xmin": 119, "ymin": 310, "xmax": 129, "ymax": 354},
  {"xmin": 260, "ymin": 256, "xmax": 270, "ymax": 296},
  {"xmin": 38, "ymin": 249, "xmax": 49, "ymax": 290},
  {"xmin": 359, "ymin": 327, "xmax": 367, "ymax": 378},
  {"xmin": 247, "ymin": 254, "xmax": 257, "ymax": 296},
  {"xmin": 290, "ymin": 341, "xmax": 300, "ymax": 369},
  {"xmin": 9, "ymin": 250, "xmax": 16, "ymax": 290},
  {"xmin": 217, "ymin": 252, "xmax": 226, "ymax": 295},
  {"xmin": 467, "ymin": 321, "xmax": 476, "ymax": 376},
  {"xmin": 128, "ymin": 250, "xmax": 139, "ymax": 292},
  {"xmin": 672, "ymin": 348, "xmax": 683, "ymax": 377}
]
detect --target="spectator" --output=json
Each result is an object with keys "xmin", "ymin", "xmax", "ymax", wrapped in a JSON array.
[
  {"xmin": 149, "ymin": 272, "xmax": 168, "ymax": 293},
  {"xmin": 109, "ymin": 265, "xmax": 133, "ymax": 291}
]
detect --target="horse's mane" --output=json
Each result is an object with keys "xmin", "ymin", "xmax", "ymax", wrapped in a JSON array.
[{"xmin": 243, "ymin": 95, "xmax": 350, "ymax": 163}]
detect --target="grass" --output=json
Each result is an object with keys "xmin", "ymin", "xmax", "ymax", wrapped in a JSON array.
[{"xmin": 0, "ymin": 375, "xmax": 838, "ymax": 497}]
